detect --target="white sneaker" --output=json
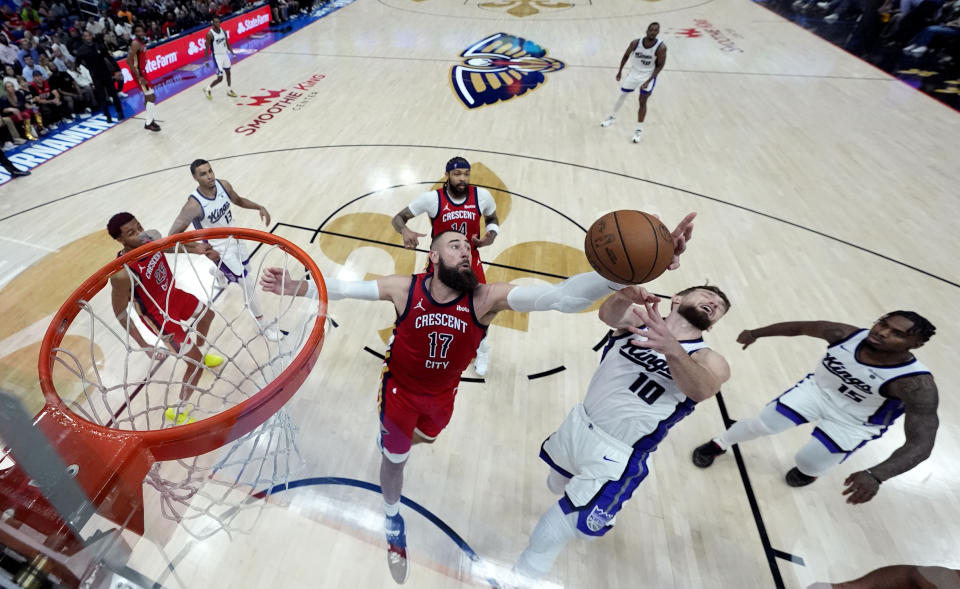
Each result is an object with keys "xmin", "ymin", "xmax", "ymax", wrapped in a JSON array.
[
  {"xmin": 474, "ymin": 349, "xmax": 489, "ymax": 377},
  {"xmin": 260, "ymin": 323, "xmax": 283, "ymax": 341},
  {"xmin": 908, "ymin": 45, "xmax": 928, "ymax": 56},
  {"xmin": 1, "ymin": 141, "xmax": 12, "ymax": 151},
  {"xmin": 118, "ymin": 91, "xmax": 128, "ymax": 98},
  {"xmin": 203, "ymin": 86, "xmax": 212, "ymax": 99},
  {"xmin": 631, "ymin": 130, "xmax": 643, "ymax": 143},
  {"xmin": 210, "ymin": 267, "xmax": 228, "ymax": 288},
  {"xmin": 824, "ymin": 12, "xmax": 839, "ymax": 22},
  {"xmin": 816, "ymin": 1, "xmax": 830, "ymax": 7},
  {"xmin": 226, "ymin": 89, "xmax": 237, "ymax": 97},
  {"xmin": 600, "ymin": 116, "xmax": 615, "ymax": 127}
]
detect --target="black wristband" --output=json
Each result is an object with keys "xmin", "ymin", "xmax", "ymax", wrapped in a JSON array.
[{"xmin": 865, "ymin": 469, "xmax": 883, "ymax": 484}]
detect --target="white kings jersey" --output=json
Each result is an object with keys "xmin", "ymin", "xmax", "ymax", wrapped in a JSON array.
[
  {"xmin": 625, "ymin": 38, "xmax": 663, "ymax": 77},
  {"xmin": 813, "ymin": 329, "xmax": 930, "ymax": 427},
  {"xmin": 211, "ymin": 28, "xmax": 228, "ymax": 55},
  {"xmin": 583, "ymin": 330, "xmax": 709, "ymax": 451},
  {"xmin": 190, "ymin": 179, "xmax": 233, "ymax": 229},
  {"xmin": 189, "ymin": 180, "xmax": 248, "ymax": 274}
]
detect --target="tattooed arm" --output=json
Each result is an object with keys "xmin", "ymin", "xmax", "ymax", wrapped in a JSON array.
[{"xmin": 842, "ymin": 373, "xmax": 939, "ymax": 504}]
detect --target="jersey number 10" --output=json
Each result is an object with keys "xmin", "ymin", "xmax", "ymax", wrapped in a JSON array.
[{"xmin": 629, "ymin": 373, "xmax": 665, "ymax": 405}]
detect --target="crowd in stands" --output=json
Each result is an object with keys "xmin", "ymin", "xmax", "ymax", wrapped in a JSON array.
[
  {"xmin": 0, "ymin": 0, "xmax": 322, "ymax": 155},
  {"xmin": 786, "ymin": 0, "xmax": 960, "ymax": 64}
]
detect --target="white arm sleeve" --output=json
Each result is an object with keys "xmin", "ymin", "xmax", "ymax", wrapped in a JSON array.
[
  {"xmin": 304, "ymin": 277, "xmax": 380, "ymax": 301},
  {"xmin": 407, "ymin": 191, "xmax": 439, "ymax": 218},
  {"xmin": 477, "ymin": 188, "xmax": 496, "ymax": 215},
  {"xmin": 506, "ymin": 272, "xmax": 625, "ymax": 313}
]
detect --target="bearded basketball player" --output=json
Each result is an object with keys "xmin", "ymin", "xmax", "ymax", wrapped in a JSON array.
[{"xmin": 262, "ymin": 213, "xmax": 696, "ymax": 585}]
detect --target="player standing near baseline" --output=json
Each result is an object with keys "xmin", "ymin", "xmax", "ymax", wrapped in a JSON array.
[
  {"xmin": 127, "ymin": 25, "xmax": 161, "ymax": 132},
  {"xmin": 391, "ymin": 156, "xmax": 499, "ymax": 376},
  {"xmin": 262, "ymin": 213, "xmax": 697, "ymax": 585},
  {"xmin": 600, "ymin": 22, "xmax": 667, "ymax": 144},
  {"xmin": 202, "ymin": 17, "xmax": 237, "ymax": 99}
]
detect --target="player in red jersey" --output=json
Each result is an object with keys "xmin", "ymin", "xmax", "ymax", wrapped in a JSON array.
[
  {"xmin": 392, "ymin": 157, "xmax": 500, "ymax": 376},
  {"xmin": 107, "ymin": 212, "xmax": 222, "ymax": 402},
  {"xmin": 262, "ymin": 213, "xmax": 697, "ymax": 585},
  {"xmin": 126, "ymin": 25, "xmax": 161, "ymax": 132}
]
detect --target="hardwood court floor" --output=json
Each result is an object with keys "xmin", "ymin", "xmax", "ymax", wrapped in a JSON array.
[{"xmin": 1, "ymin": 0, "xmax": 958, "ymax": 587}]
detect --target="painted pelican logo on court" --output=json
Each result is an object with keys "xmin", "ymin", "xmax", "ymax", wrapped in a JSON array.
[
  {"xmin": 451, "ymin": 33, "xmax": 564, "ymax": 109},
  {"xmin": 477, "ymin": 0, "xmax": 572, "ymax": 18}
]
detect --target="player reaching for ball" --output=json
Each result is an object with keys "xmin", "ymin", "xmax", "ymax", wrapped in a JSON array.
[
  {"xmin": 511, "ymin": 282, "xmax": 731, "ymax": 583},
  {"xmin": 261, "ymin": 211, "xmax": 695, "ymax": 585}
]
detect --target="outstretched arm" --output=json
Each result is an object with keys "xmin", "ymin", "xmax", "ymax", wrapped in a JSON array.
[
  {"xmin": 736, "ymin": 321, "xmax": 860, "ymax": 349},
  {"xmin": 842, "ymin": 374, "xmax": 939, "ymax": 504},
  {"xmin": 597, "ymin": 285, "xmax": 661, "ymax": 330},
  {"xmin": 260, "ymin": 268, "xmax": 415, "ymax": 312},
  {"xmin": 222, "ymin": 179, "xmax": 270, "ymax": 227}
]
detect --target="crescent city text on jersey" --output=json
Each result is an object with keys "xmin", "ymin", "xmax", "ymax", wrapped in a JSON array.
[
  {"xmin": 414, "ymin": 313, "xmax": 468, "ymax": 333},
  {"xmin": 441, "ymin": 210, "xmax": 477, "ymax": 223}
]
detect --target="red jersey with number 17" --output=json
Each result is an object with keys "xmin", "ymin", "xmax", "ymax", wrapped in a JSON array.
[{"xmin": 385, "ymin": 274, "xmax": 487, "ymax": 396}]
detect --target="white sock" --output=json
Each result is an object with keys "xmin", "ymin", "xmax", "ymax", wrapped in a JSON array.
[
  {"xmin": 242, "ymin": 270, "xmax": 263, "ymax": 317},
  {"xmin": 715, "ymin": 403, "xmax": 797, "ymax": 450},
  {"xmin": 477, "ymin": 336, "xmax": 490, "ymax": 355},
  {"xmin": 144, "ymin": 100, "xmax": 156, "ymax": 124},
  {"xmin": 384, "ymin": 500, "xmax": 400, "ymax": 517},
  {"xmin": 610, "ymin": 93, "xmax": 628, "ymax": 117},
  {"xmin": 514, "ymin": 503, "xmax": 577, "ymax": 580},
  {"xmin": 635, "ymin": 123, "xmax": 644, "ymax": 132}
]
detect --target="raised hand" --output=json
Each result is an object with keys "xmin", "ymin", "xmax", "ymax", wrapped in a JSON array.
[
  {"xmin": 842, "ymin": 471, "xmax": 881, "ymax": 504},
  {"xmin": 259, "ymin": 206, "xmax": 271, "ymax": 227},
  {"xmin": 470, "ymin": 231, "xmax": 496, "ymax": 248},
  {"xmin": 618, "ymin": 284, "xmax": 661, "ymax": 306},
  {"xmin": 401, "ymin": 227, "xmax": 426, "ymax": 249},
  {"xmin": 260, "ymin": 267, "xmax": 302, "ymax": 296},
  {"xmin": 627, "ymin": 301, "xmax": 684, "ymax": 357},
  {"xmin": 737, "ymin": 330, "xmax": 757, "ymax": 350},
  {"xmin": 667, "ymin": 212, "xmax": 696, "ymax": 271}
]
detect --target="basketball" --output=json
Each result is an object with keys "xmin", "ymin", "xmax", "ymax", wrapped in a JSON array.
[{"xmin": 584, "ymin": 210, "xmax": 675, "ymax": 284}]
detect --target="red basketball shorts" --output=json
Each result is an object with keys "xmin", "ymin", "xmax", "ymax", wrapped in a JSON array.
[
  {"xmin": 377, "ymin": 372, "xmax": 457, "ymax": 463},
  {"xmin": 138, "ymin": 287, "xmax": 202, "ymax": 352}
]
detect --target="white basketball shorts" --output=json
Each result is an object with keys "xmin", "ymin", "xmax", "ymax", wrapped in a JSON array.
[
  {"xmin": 214, "ymin": 52, "xmax": 231, "ymax": 74},
  {"xmin": 540, "ymin": 404, "xmax": 651, "ymax": 537},
  {"xmin": 773, "ymin": 375, "xmax": 891, "ymax": 456}
]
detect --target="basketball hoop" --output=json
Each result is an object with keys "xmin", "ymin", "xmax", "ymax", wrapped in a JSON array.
[{"xmin": 0, "ymin": 228, "xmax": 327, "ymax": 552}]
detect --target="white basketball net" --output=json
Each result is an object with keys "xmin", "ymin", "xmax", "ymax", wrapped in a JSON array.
[{"xmin": 47, "ymin": 232, "xmax": 320, "ymax": 539}]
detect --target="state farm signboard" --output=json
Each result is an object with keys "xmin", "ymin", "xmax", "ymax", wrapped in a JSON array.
[{"xmin": 116, "ymin": 6, "xmax": 270, "ymax": 91}]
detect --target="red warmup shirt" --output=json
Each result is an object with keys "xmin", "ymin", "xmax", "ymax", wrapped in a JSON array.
[{"xmin": 385, "ymin": 274, "xmax": 487, "ymax": 395}]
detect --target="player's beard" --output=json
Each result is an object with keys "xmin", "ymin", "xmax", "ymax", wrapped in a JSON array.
[
  {"xmin": 446, "ymin": 180, "xmax": 468, "ymax": 199},
  {"xmin": 677, "ymin": 303, "xmax": 712, "ymax": 331},
  {"xmin": 436, "ymin": 258, "xmax": 479, "ymax": 293}
]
